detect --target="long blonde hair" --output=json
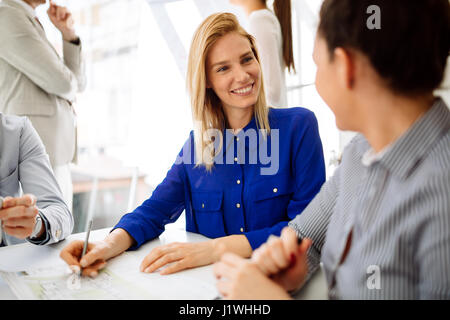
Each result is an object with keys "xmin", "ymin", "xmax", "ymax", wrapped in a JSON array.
[{"xmin": 186, "ymin": 12, "xmax": 270, "ymax": 170}]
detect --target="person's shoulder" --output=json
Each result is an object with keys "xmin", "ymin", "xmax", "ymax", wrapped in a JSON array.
[
  {"xmin": 0, "ymin": 3, "xmax": 31, "ymax": 34},
  {"xmin": 420, "ymin": 130, "xmax": 450, "ymax": 179},
  {"xmin": 339, "ymin": 133, "xmax": 369, "ymax": 163},
  {"xmin": 0, "ymin": 2, "xmax": 26, "ymax": 21},
  {"xmin": 248, "ymin": 9, "xmax": 278, "ymax": 27},
  {"xmin": 0, "ymin": 113, "xmax": 27, "ymax": 133},
  {"xmin": 249, "ymin": 9, "xmax": 277, "ymax": 21},
  {"xmin": 269, "ymin": 106, "xmax": 317, "ymax": 124}
]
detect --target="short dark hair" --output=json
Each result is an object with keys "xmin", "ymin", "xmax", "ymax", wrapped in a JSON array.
[{"xmin": 318, "ymin": 0, "xmax": 450, "ymax": 96}]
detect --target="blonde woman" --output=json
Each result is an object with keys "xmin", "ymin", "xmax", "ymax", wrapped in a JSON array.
[
  {"xmin": 60, "ymin": 13, "xmax": 325, "ymax": 277},
  {"xmin": 230, "ymin": 0, "xmax": 295, "ymax": 107}
]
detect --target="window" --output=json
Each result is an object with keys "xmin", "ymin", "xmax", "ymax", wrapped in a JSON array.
[{"xmin": 38, "ymin": 0, "xmax": 342, "ymax": 185}]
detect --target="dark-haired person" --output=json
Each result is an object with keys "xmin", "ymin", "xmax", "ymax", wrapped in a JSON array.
[
  {"xmin": 214, "ymin": 0, "xmax": 450, "ymax": 299},
  {"xmin": 230, "ymin": 0, "xmax": 295, "ymax": 107}
]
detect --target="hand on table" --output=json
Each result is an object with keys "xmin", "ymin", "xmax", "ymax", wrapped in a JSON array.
[
  {"xmin": 0, "ymin": 194, "xmax": 39, "ymax": 239},
  {"xmin": 140, "ymin": 240, "xmax": 218, "ymax": 275},
  {"xmin": 47, "ymin": 0, "xmax": 78, "ymax": 42}
]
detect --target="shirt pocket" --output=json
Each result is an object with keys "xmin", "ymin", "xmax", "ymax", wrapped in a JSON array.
[
  {"xmin": 250, "ymin": 173, "xmax": 294, "ymax": 228},
  {"xmin": 12, "ymin": 101, "xmax": 56, "ymax": 117},
  {"xmin": 0, "ymin": 166, "xmax": 20, "ymax": 197},
  {"xmin": 191, "ymin": 190, "xmax": 226, "ymax": 238}
]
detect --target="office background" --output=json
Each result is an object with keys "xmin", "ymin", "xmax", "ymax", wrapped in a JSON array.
[{"xmin": 31, "ymin": 0, "xmax": 450, "ymax": 232}]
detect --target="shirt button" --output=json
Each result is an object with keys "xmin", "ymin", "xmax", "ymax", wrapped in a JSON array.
[
  {"xmin": 234, "ymin": 157, "xmax": 238, "ymax": 162},
  {"xmin": 55, "ymin": 229, "xmax": 61, "ymax": 239},
  {"xmin": 236, "ymin": 203, "xmax": 241, "ymax": 208},
  {"xmin": 240, "ymin": 227, "xmax": 244, "ymax": 232},
  {"xmin": 236, "ymin": 137, "xmax": 240, "ymax": 142},
  {"xmin": 273, "ymin": 188, "xmax": 278, "ymax": 193},
  {"xmin": 201, "ymin": 203, "xmax": 205, "ymax": 208},
  {"xmin": 236, "ymin": 180, "xmax": 241, "ymax": 184}
]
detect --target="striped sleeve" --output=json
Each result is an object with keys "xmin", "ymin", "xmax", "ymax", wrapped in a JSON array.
[
  {"xmin": 288, "ymin": 163, "xmax": 341, "ymax": 280},
  {"xmin": 417, "ymin": 165, "xmax": 450, "ymax": 299}
]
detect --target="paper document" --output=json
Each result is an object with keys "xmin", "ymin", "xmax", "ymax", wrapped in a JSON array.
[
  {"xmin": 0, "ymin": 245, "xmax": 60, "ymax": 272},
  {"xmin": 1, "ymin": 266, "xmax": 156, "ymax": 300},
  {"xmin": 0, "ymin": 252, "xmax": 219, "ymax": 300}
]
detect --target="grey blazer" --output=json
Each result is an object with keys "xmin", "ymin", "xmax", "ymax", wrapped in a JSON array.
[
  {"xmin": 0, "ymin": 0, "xmax": 86, "ymax": 167},
  {"xmin": 0, "ymin": 113, "xmax": 73, "ymax": 246}
]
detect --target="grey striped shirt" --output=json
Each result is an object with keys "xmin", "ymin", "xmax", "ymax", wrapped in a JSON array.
[{"xmin": 289, "ymin": 98, "xmax": 450, "ymax": 299}]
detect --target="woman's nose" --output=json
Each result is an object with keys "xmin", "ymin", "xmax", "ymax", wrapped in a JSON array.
[{"xmin": 233, "ymin": 66, "xmax": 251, "ymax": 83}]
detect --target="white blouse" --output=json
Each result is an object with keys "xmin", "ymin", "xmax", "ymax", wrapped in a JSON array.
[{"xmin": 248, "ymin": 9, "xmax": 288, "ymax": 108}]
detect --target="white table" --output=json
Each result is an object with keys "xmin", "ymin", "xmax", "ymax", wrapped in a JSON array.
[{"xmin": 0, "ymin": 227, "xmax": 328, "ymax": 300}]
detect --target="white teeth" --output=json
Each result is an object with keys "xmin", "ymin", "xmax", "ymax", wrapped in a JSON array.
[{"xmin": 233, "ymin": 85, "xmax": 252, "ymax": 94}]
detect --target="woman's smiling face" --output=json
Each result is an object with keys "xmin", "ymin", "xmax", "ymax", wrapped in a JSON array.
[{"xmin": 206, "ymin": 32, "xmax": 261, "ymax": 113}]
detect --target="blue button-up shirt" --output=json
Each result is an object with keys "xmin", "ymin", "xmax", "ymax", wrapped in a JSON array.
[{"xmin": 114, "ymin": 107, "xmax": 326, "ymax": 250}]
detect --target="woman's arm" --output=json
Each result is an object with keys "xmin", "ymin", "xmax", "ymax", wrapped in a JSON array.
[
  {"xmin": 244, "ymin": 110, "xmax": 326, "ymax": 250},
  {"xmin": 112, "ymin": 136, "xmax": 191, "ymax": 250}
]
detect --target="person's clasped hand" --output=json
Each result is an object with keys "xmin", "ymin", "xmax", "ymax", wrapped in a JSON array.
[
  {"xmin": 0, "ymin": 194, "xmax": 39, "ymax": 239},
  {"xmin": 47, "ymin": 0, "xmax": 77, "ymax": 42},
  {"xmin": 213, "ymin": 227, "xmax": 312, "ymax": 299}
]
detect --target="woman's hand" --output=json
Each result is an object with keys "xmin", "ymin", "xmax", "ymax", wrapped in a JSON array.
[
  {"xmin": 140, "ymin": 240, "xmax": 218, "ymax": 275},
  {"xmin": 59, "ymin": 240, "xmax": 109, "ymax": 277},
  {"xmin": 213, "ymin": 252, "xmax": 291, "ymax": 300},
  {"xmin": 59, "ymin": 228, "xmax": 134, "ymax": 277},
  {"xmin": 251, "ymin": 227, "xmax": 312, "ymax": 292},
  {"xmin": 140, "ymin": 234, "xmax": 252, "ymax": 275}
]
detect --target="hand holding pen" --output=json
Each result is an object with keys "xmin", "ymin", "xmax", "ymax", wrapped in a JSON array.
[{"xmin": 60, "ymin": 220, "xmax": 108, "ymax": 277}]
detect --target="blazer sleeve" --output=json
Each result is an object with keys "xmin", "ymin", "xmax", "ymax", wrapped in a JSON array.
[
  {"xmin": 62, "ymin": 40, "xmax": 87, "ymax": 93},
  {"xmin": 18, "ymin": 118, "xmax": 73, "ymax": 245},
  {"xmin": 244, "ymin": 111, "xmax": 327, "ymax": 249},
  {"xmin": 0, "ymin": 8, "xmax": 83, "ymax": 102},
  {"xmin": 112, "ymin": 138, "xmax": 191, "ymax": 250}
]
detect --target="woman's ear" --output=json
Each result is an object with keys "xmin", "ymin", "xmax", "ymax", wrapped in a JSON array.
[{"xmin": 334, "ymin": 47, "xmax": 355, "ymax": 90}]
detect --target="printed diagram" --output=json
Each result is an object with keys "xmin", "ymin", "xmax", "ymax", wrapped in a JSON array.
[{"xmin": 1, "ymin": 266, "xmax": 157, "ymax": 300}]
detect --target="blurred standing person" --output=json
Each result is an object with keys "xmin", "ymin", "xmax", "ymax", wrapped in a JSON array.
[
  {"xmin": 0, "ymin": 0, "xmax": 86, "ymax": 211},
  {"xmin": 230, "ymin": 0, "xmax": 295, "ymax": 107}
]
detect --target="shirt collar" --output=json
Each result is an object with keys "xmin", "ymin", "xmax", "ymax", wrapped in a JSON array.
[
  {"xmin": 361, "ymin": 144, "xmax": 391, "ymax": 167},
  {"xmin": 376, "ymin": 97, "xmax": 450, "ymax": 179},
  {"xmin": 4, "ymin": 0, "xmax": 37, "ymax": 18}
]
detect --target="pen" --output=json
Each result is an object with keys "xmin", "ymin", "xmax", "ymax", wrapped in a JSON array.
[{"xmin": 80, "ymin": 219, "xmax": 93, "ymax": 275}]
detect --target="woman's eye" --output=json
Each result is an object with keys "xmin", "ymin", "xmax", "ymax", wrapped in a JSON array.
[
  {"xmin": 242, "ymin": 56, "xmax": 253, "ymax": 64},
  {"xmin": 217, "ymin": 66, "xmax": 228, "ymax": 72}
]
